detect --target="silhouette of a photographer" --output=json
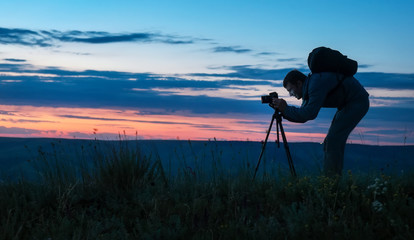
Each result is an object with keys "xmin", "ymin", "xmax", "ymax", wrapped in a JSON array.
[{"xmin": 272, "ymin": 69, "xmax": 369, "ymax": 176}]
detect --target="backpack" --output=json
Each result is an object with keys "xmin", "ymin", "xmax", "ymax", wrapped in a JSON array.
[{"xmin": 307, "ymin": 47, "xmax": 358, "ymax": 76}]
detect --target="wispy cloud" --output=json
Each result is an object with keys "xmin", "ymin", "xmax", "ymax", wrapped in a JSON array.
[
  {"xmin": 58, "ymin": 115, "xmax": 130, "ymax": 122},
  {"xmin": 0, "ymin": 27, "xmax": 51, "ymax": 47},
  {"xmin": 0, "ymin": 63, "xmax": 272, "ymax": 114},
  {"xmin": 358, "ymin": 64, "xmax": 373, "ymax": 69},
  {"xmin": 0, "ymin": 126, "xmax": 41, "ymax": 134},
  {"xmin": 58, "ymin": 114, "xmax": 233, "ymax": 131},
  {"xmin": 1, "ymin": 27, "xmax": 279, "ymax": 61},
  {"xmin": 356, "ymin": 72, "xmax": 414, "ymax": 89},
  {"xmin": 58, "ymin": 114, "xmax": 197, "ymax": 126},
  {"xmin": 212, "ymin": 46, "xmax": 252, "ymax": 54},
  {"xmin": 367, "ymin": 88, "xmax": 414, "ymax": 98},
  {"xmin": 0, "ymin": 110, "xmax": 16, "ymax": 115},
  {"xmin": 255, "ymin": 51, "xmax": 280, "ymax": 56},
  {"xmin": 0, "ymin": 27, "xmax": 196, "ymax": 47},
  {"xmin": 3, "ymin": 58, "xmax": 26, "ymax": 62},
  {"xmin": 277, "ymin": 58, "xmax": 300, "ymax": 62},
  {"xmin": 195, "ymin": 65, "xmax": 291, "ymax": 81},
  {"xmin": 1, "ymin": 118, "xmax": 56, "ymax": 123},
  {"xmin": 1, "ymin": 62, "xmax": 413, "ymax": 114}
]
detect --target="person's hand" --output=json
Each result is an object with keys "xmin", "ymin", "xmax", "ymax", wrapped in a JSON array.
[{"xmin": 272, "ymin": 98, "xmax": 287, "ymax": 112}]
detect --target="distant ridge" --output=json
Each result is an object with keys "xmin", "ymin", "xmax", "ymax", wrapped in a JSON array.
[{"xmin": 1, "ymin": 137, "xmax": 413, "ymax": 181}]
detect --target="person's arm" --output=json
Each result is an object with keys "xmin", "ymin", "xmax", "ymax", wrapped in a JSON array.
[
  {"xmin": 282, "ymin": 103, "xmax": 319, "ymax": 123},
  {"xmin": 282, "ymin": 73, "xmax": 337, "ymax": 123}
]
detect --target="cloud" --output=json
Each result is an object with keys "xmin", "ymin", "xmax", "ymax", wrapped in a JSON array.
[
  {"xmin": 256, "ymin": 51, "xmax": 280, "ymax": 56},
  {"xmin": 0, "ymin": 126, "xmax": 41, "ymax": 134},
  {"xmin": 195, "ymin": 65, "xmax": 293, "ymax": 81},
  {"xmin": 364, "ymin": 129, "xmax": 410, "ymax": 135},
  {"xmin": 1, "ymin": 118, "xmax": 56, "ymax": 123},
  {"xmin": 0, "ymin": 27, "xmax": 273, "ymax": 62},
  {"xmin": 3, "ymin": 58, "xmax": 26, "ymax": 62},
  {"xmin": 1, "ymin": 62, "xmax": 414, "ymax": 120},
  {"xmin": 367, "ymin": 88, "xmax": 414, "ymax": 98},
  {"xmin": 0, "ymin": 27, "xmax": 196, "ymax": 47},
  {"xmin": 59, "ymin": 114, "xmax": 231, "ymax": 131},
  {"xmin": 0, "ymin": 110, "xmax": 16, "ymax": 115},
  {"xmin": 277, "ymin": 58, "xmax": 300, "ymax": 62},
  {"xmin": 59, "ymin": 115, "xmax": 131, "ymax": 122},
  {"xmin": 358, "ymin": 64, "xmax": 373, "ymax": 69},
  {"xmin": 356, "ymin": 72, "xmax": 414, "ymax": 89},
  {"xmin": 0, "ymin": 63, "xmax": 270, "ymax": 114},
  {"xmin": 0, "ymin": 27, "xmax": 52, "ymax": 47},
  {"xmin": 364, "ymin": 107, "xmax": 414, "ymax": 122},
  {"xmin": 212, "ymin": 46, "xmax": 252, "ymax": 54},
  {"xmin": 58, "ymin": 115, "xmax": 195, "ymax": 125},
  {"xmin": 52, "ymin": 31, "xmax": 154, "ymax": 44}
]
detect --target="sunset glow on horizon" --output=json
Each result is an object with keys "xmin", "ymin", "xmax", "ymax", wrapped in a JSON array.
[
  {"xmin": 0, "ymin": 104, "xmax": 325, "ymax": 141},
  {"xmin": 1, "ymin": 1, "xmax": 413, "ymax": 145},
  {"xmin": 0, "ymin": 103, "xmax": 406, "ymax": 146}
]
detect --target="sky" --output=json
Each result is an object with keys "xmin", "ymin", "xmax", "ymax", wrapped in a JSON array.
[{"xmin": 0, "ymin": 0, "xmax": 413, "ymax": 145}]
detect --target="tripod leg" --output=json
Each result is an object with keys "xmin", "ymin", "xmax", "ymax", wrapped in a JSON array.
[
  {"xmin": 276, "ymin": 120, "xmax": 280, "ymax": 148},
  {"xmin": 277, "ymin": 119, "xmax": 297, "ymax": 177},
  {"xmin": 253, "ymin": 114, "xmax": 276, "ymax": 180}
]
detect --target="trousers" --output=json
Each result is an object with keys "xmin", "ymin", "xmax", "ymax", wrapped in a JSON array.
[{"xmin": 323, "ymin": 96, "xmax": 370, "ymax": 176}]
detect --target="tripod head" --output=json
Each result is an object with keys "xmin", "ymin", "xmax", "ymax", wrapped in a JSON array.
[{"xmin": 269, "ymin": 104, "xmax": 282, "ymax": 115}]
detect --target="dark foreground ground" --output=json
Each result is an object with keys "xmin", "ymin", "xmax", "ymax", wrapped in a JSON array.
[{"xmin": 0, "ymin": 137, "xmax": 413, "ymax": 239}]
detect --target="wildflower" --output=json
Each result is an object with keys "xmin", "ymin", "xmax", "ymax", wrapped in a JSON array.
[
  {"xmin": 367, "ymin": 177, "xmax": 388, "ymax": 197},
  {"xmin": 372, "ymin": 200, "xmax": 384, "ymax": 212}
]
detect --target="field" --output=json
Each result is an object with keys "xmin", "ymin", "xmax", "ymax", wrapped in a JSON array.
[{"xmin": 0, "ymin": 138, "xmax": 413, "ymax": 239}]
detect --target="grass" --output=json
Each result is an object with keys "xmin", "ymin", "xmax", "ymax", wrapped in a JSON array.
[{"xmin": 0, "ymin": 139, "xmax": 413, "ymax": 239}]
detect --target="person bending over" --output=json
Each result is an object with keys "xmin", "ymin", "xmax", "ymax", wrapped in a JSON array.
[{"xmin": 272, "ymin": 70, "xmax": 369, "ymax": 176}]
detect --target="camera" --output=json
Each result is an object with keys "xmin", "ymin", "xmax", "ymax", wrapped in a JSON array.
[{"xmin": 261, "ymin": 92, "xmax": 278, "ymax": 104}]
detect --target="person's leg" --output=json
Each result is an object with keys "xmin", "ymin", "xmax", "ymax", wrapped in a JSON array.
[{"xmin": 324, "ymin": 97, "xmax": 369, "ymax": 176}]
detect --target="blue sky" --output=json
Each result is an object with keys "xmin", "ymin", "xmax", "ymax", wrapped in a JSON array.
[{"xmin": 0, "ymin": 0, "xmax": 413, "ymax": 145}]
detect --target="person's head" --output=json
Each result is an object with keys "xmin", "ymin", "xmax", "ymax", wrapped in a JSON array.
[{"xmin": 283, "ymin": 70, "xmax": 306, "ymax": 99}]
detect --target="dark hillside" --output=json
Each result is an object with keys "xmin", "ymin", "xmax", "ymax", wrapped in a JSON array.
[{"xmin": 1, "ymin": 137, "xmax": 413, "ymax": 180}]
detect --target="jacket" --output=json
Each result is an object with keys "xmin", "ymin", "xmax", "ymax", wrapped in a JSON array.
[{"xmin": 283, "ymin": 72, "xmax": 369, "ymax": 123}]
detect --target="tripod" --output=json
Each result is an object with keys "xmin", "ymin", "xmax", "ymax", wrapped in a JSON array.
[{"xmin": 253, "ymin": 108, "xmax": 296, "ymax": 180}]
